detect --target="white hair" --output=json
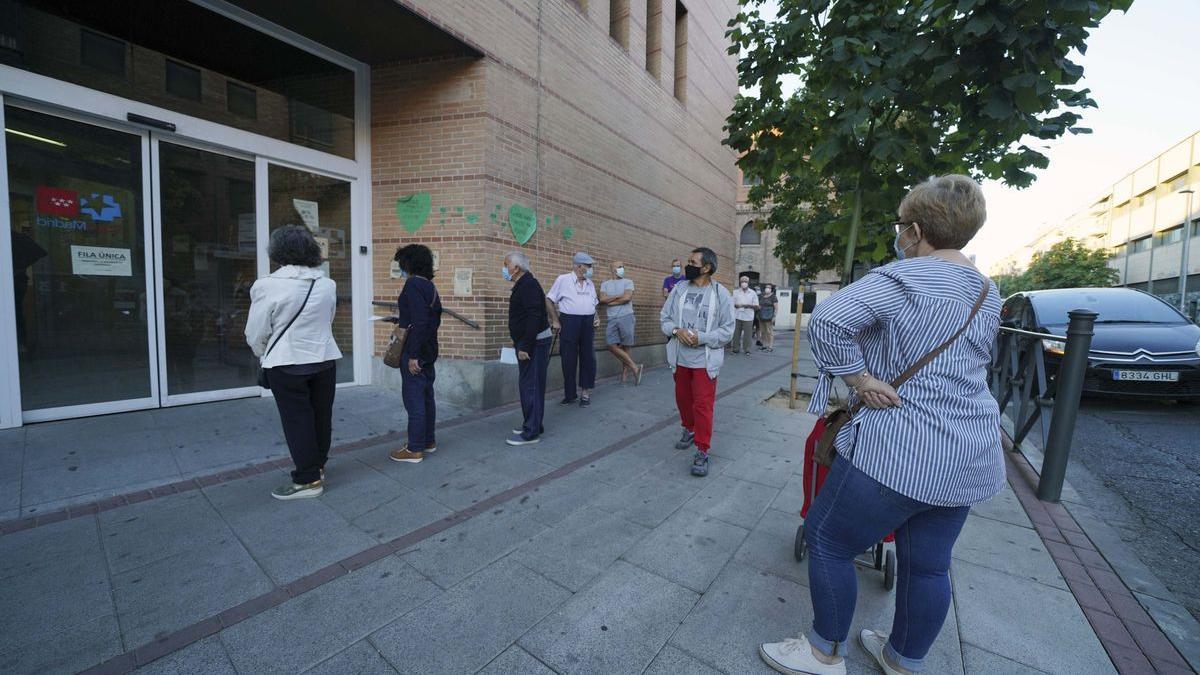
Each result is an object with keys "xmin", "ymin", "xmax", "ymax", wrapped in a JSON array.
[{"xmin": 505, "ymin": 251, "xmax": 530, "ymax": 271}]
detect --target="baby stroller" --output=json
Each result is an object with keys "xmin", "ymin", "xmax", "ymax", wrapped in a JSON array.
[{"xmin": 794, "ymin": 419, "xmax": 897, "ymax": 591}]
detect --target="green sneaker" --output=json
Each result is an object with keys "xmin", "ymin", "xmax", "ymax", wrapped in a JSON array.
[{"xmin": 271, "ymin": 480, "xmax": 324, "ymax": 500}]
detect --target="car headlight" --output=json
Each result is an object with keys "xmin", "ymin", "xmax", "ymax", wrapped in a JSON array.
[
  {"xmin": 1042, "ymin": 338, "xmax": 1066, "ymax": 355},
  {"xmin": 1195, "ymin": 338, "xmax": 1200, "ymax": 357}
]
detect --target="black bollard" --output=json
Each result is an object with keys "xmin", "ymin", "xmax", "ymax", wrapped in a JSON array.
[{"xmin": 1037, "ymin": 309, "xmax": 1097, "ymax": 502}]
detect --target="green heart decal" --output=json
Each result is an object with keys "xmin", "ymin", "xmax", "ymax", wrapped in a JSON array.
[
  {"xmin": 465, "ymin": 213, "xmax": 479, "ymax": 225},
  {"xmin": 508, "ymin": 204, "xmax": 537, "ymax": 245},
  {"xmin": 396, "ymin": 193, "xmax": 431, "ymax": 234},
  {"xmin": 562, "ymin": 227, "xmax": 574, "ymax": 240}
]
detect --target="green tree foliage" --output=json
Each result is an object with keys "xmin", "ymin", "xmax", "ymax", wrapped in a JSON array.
[
  {"xmin": 726, "ymin": 0, "xmax": 1132, "ymax": 282},
  {"xmin": 1020, "ymin": 238, "xmax": 1120, "ymax": 291}
]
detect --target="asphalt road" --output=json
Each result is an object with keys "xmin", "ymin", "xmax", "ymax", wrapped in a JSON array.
[{"xmin": 1063, "ymin": 396, "xmax": 1200, "ymax": 622}]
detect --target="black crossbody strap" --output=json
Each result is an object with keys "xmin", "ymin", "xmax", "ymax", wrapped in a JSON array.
[{"xmin": 264, "ymin": 279, "xmax": 316, "ymax": 359}]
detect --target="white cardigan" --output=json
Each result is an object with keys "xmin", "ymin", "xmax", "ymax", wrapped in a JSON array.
[{"xmin": 245, "ymin": 265, "xmax": 343, "ymax": 369}]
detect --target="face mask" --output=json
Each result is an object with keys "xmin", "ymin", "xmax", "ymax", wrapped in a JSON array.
[
  {"xmin": 672, "ymin": 266, "xmax": 681, "ymax": 276},
  {"xmin": 584, "ymin": 267, "xmax": 594, "ymax": 279},
  {"xmin": 502, "ymin": 266, "xmax": 512, "ymax": 282},
  {"xmin": 684, "ymin": 264, "xmax": 702, "ymax": 281},
  {"xmin": 398, "ymin": 268, "xmax": 408, "ymax": 280},
  {"xmin": 616, "ymin": 267, "xmax": 625, "ymax": 278},
  {"xmin": 740, "ymin": 282, "xmax": 749, "ymax": 289},
  {"xmin": 893, "ymin": 224, "xmax": 916, "ymax": 260}
]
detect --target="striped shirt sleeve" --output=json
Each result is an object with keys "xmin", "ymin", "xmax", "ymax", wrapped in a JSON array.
[{"xmin": 806, "ymin": 271, "xmax": 906, "ymax": 413}]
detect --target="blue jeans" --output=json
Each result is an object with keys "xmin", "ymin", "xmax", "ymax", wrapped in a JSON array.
[
  {"xmin": 558, "ymin": 314, "xmax": 596, "ymax": 400},
  {"xmin": 401, "ymin": 363, "xmax": 436, "ymax": 451},
  {"xmin": 805, "ymin": 455, "xmax": 970, "ymax": 671},
  {"xmin": 519, "ymin": 337, "xmax": 552, "ymax": 439}
]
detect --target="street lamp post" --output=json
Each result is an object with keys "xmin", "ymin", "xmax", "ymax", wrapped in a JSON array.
[{"xmin": 1179, "ymin": 188, "xmax": 1195, "ymax": 312}]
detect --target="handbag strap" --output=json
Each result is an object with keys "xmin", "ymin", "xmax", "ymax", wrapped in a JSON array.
[
  {"xmin": 264, "ymin": 279, "xmax": 316, "ymax": 359},
  {"xmin": 849, "ymin": 276, "xmax": 990, "ymax": 413}
]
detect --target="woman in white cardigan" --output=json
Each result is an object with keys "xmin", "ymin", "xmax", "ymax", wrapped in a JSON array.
[{"xmin": 245, "ymin": 225, "xmax": 342, "ymax": 500}]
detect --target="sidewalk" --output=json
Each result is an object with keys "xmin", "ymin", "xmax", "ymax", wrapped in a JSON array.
[{"xmin": 1, "ymin": 334, "xmax": 1118, "ymax": 674}]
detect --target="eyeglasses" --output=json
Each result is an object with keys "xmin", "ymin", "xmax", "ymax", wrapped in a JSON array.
[{"xmin": 891, "ymin": 220, "xmax": 916, "ymax": 234}]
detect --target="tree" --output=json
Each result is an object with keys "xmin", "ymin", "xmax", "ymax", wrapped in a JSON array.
[
  {"xmin": 1022, "ymin": 238, "xmax": 1119, "ymax": 291},
  {"xmin": 726, "ymin": 0, "xmax": 1131, "ymax": 283}
]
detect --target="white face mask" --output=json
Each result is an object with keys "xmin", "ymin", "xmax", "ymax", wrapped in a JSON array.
[
  {"xmin": 615, "ymin": 267, "xmax": 625, "ymax": 278},
  {"xmin": 740, "ymin": 282, "xmax": 749, "ymax": 289},
  {"xmin": 584, "ymin": 267, "xmax": 594, "ymax": 279}
]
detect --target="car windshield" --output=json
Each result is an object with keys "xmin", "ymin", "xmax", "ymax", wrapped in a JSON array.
[{"xmin": 1031, "ymin": 291, "xmax": 1188, "ymax": 326}]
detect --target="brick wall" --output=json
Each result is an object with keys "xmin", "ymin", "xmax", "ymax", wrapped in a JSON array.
[{"xmin": 370, "ymin": 0, "xmax": 739, "ymax": 362}]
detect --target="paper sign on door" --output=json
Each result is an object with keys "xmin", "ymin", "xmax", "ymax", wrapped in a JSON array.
[{"xmin": 71, "ymin": 245, "xmax": 132, "ymax": 276}]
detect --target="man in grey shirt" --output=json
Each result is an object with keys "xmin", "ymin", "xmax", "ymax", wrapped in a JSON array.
[
  {"xmin": 660, "ymin": 247, "xmax": 735, "ymax": 477},
  {"xmin": 600, "ymin": 260, "xmax": 644, "ymax": 385}
]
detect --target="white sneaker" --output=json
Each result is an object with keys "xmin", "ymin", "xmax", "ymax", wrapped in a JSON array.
[
  {"xmin": 859, "ymin": 629, "xmax": 909, "ymax": 675},
  {"xmin": 759, "ymin": 634, "xmax": 846, "ymax": 675}
]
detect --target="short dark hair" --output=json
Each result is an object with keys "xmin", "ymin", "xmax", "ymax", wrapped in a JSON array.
[
  {"xmin": 692, "ymin": 247, "xmax": 718, "ymax": 276},
  {"xmin": 394, "ymin": 244, "xmax": 435, "ymax": 279},
  {"xmin": 268, "ymin": 225, "xmax": 322, "ymax": 268}
]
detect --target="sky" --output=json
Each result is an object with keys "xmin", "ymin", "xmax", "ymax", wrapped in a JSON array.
[{"xmin": 747, "ymin": 0, "xmax": 1200, "ymax": 272}]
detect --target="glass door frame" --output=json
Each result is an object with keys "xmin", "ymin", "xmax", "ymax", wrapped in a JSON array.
[
  {"xmin": 0, "ymin": 99, "xmax": 162, "ymax": 424},
  {"xmin": 0, "ymin": 0, "xmax": 372, "ymax": 428},
  {"xmin": 151, "ymin": 135, "xmax": 262, "ymax": 407}
]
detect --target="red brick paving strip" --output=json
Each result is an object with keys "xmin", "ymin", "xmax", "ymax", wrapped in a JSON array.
[
  {"xmin": 1001, "ymin": 441, "xmax": 1193, "ymax": 674},
  {"xmin": 74, "ymin": 362, "xmax": 787, "ymax": 674}
]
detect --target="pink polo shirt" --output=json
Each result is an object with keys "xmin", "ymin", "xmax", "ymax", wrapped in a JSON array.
[{"xmin": 547, "ymin": 272, "xmax": 598, "ymax": 316}]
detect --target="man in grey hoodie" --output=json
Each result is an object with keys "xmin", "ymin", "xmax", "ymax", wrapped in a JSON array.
[{"xmin": 660, "ymin": 247, "xmax": 735, "ymax": 477}]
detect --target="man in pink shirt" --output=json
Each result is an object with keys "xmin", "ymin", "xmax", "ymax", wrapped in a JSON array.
[{"xmin": 547, "ymin": 252, "xmax": 600, "ymax": 406}]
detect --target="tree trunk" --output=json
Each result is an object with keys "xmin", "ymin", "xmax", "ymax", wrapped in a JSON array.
[{"xmin": 840, "ymin": 182, "xmax": 864, "ymax": 286}]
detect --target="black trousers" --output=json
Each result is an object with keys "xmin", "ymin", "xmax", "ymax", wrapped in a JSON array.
[
  {"xmin": 559, "ymin": 313, "xmax": 596, "ymax": 400},
  {"xmin": 266, "ymin": 366, "xmax": 336, "ymax": 484}
]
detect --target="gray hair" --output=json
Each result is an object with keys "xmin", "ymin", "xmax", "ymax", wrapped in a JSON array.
[
  {"xmin": 898, "ymin": 174, "xmax": 987, "ymax": 250},
  {"xmin": 505, "ymin": 250, "xmax": 530, "ymax": 271},
  {"xmin": 692, "ymin": 247, "xmax": 718, "ymax": 276}
]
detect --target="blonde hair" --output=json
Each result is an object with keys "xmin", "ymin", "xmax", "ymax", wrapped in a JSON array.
[{"xmin": 898, "ymin": 174, "xmax": 986, "ymax": 250}]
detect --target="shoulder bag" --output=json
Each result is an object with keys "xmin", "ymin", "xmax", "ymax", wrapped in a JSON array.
[
  {"xmin": 257, "ymin": 279, "xmax": 317, "ymax": 389},
  {"xmin": 383, "ymin": 284, "xmax": 440, "ymax": 369},
  {"xmin": 812, "ymin": 278, "xmax": 990, "ymax": 467}
]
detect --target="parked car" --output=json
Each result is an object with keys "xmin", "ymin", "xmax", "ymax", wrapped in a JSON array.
[{"xmin": 1000, "ymin": 288, "xmax": 1200, "ymax": 401}]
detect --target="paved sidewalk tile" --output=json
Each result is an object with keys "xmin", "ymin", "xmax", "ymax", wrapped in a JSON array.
[
  {"xmin": 622, "ymin": 509, "xmax": 749, "ymax": 593},
  {"xmin": 686, "ymin": 474, "xmax": 779, "ymax": 529},
  {"xmin": 97, "ymin": 490, "xmax": 237, "ymax": 575},
  {"xmin": 301, "ymin": 639, "xmax": 399, "ymax": 675},
  {"xmin": 643, "ymin": 645, "xmax": 725, "ymax": 675},
  {"xmin": 733, "ymin": 508, "xmax": 810, "ymax": 585},
  {"xmin": 519, "ymin": 560, "xmax": 700, "ymax": 675},
  {"xmin": 399, "ymin": 506, "xmax": 547, "ymax": 589},
  {"xmin": 953, "ymin": 559, "xmax": 1116, "ymax": 674},
  {"xmin": 717, "ymin": 446, "xmax": 798, "ymax": 488},
  {"xmin": 201, "ymin": 470, "xmax": 378, "ymax": 585},
  {"xmin": 507, "ymin": 469, "xmax": 623, "ymax": 527},
  {"xmin": 220, "ymin": 556, "xmax": 438, "ymax": 674},
  {"xmin": 954, "ymin": 514, "xmax": 1067, "ymax": 591},
  {"xmin": 0, "ymin": 614, "xmax": 122, "ymax": 675},
  {"xmin": 370, "ymin": 559, "xmax": 570, "ymax": 675},
  {"xmin": 476, "ymin": 646, "xmax": 556, "ymax": 675},
  {"xmin": 511, "ymin": 508, "xmax": 650, "ymax": 591},
  {"xmin": 970, "ymin": 485, "xmax": 1032, "ymax": 529},
  {"xmin": 961, "ymin": 644, "xmax": 1050, "ymax": 674},
  {"xmin": 134, "ymin": 636, "xmax": 237, "ymax": 674}
]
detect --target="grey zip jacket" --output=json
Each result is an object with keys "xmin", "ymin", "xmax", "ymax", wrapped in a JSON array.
[{"xmin": 660, "ymin": 279, "xmax": 736, "ymax": 379}]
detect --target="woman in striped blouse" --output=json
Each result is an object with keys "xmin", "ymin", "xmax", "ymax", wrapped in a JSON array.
[{"xmin": 760, "ymin": 175, "xmax": 1005, "ymax": 675}]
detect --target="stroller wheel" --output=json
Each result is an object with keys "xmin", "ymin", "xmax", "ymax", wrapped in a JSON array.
[
  {"xmin": 873, "ymin": 542, "xmax": 885, "ymax": 570},
  {"xmin": 794, "ymin": 524, "xmax": 807, "ymax": 562},
  {"xmin": 883, "ymin": 549, "xmax": 897, "ymax": 591}
]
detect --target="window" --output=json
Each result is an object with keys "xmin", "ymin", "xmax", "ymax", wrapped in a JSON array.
[
  {"xmin": 165, "ymin": 59, "xmax": 201, "ymax": 101},
  {"xmin": 673, "ymin": 1, "xmax": 688, "ymax": 103},
  {"xmin": 1112, "ymin": 243, "xmax": 1127, "ymax": 257},
  {"xmin": 740, "ymin": 222, "xmax": 762, "ymax": 245},
  {"xmin": 1156, "ymin": 226, "xmax": 1184, "ymax": 246},
  {"xmin": 290, "ymin": 99, "xmax": 334, "ymax": 150},
  {"xmin": 1167, "ymin": 173, "xmax": 1189, "ymax": 192},
  {"xmin": 646, "ymin": 0, "xmax": 662, "ymax": 78},
  {"xmin": 609, "ymin": 0, "xmax": 629, "ymax": 49},
  {"xmin": 1192, "ymin": 220, "xmax": 1200, "ymax": 238},
  {"xmin": 742, "ymin": 172, "xmax": 762, "ymax": 186},
  {"xmin": 1131, "ymin": 236, "xmax": 1151, "ymax": 253},
  {"xmin": 80, "ymin": 29, "xmax": 125, "ymax": 76},
  {"xmin": 226, "ymin": 81, "xmax": 257, "ymax": 120}
]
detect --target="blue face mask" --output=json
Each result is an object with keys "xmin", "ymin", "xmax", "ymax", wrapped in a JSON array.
[
  {"xmin": 893, "ymin": 225, "xmax": 916, "ymax": 260},
  {"xmin": 616, "ymin": 267, "xmax": 625, "ymax": 278},
  {"xmin": 672, "ymin": 266, "xmax": 681, "ymax": 276},
  {"xmin": 399, "ymin": 268, "xmax": 408, "ymax": 279},
  {"xmin": 584, "ymin": 267, "xmax": 594, "ymax": 279},
  {"xmin": 502, "ymin": 265, "xmax": 512, "ymax": 282}
]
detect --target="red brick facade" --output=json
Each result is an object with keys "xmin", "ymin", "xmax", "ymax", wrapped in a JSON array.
[{"xmin": 370, "ymin": 0, "xmax": 739, "ymax": 362}]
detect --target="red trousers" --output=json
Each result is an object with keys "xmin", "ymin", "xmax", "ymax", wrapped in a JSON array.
[{"xmin": 674, "ymin": 366, "xmax": 717, "ymax": 452}]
